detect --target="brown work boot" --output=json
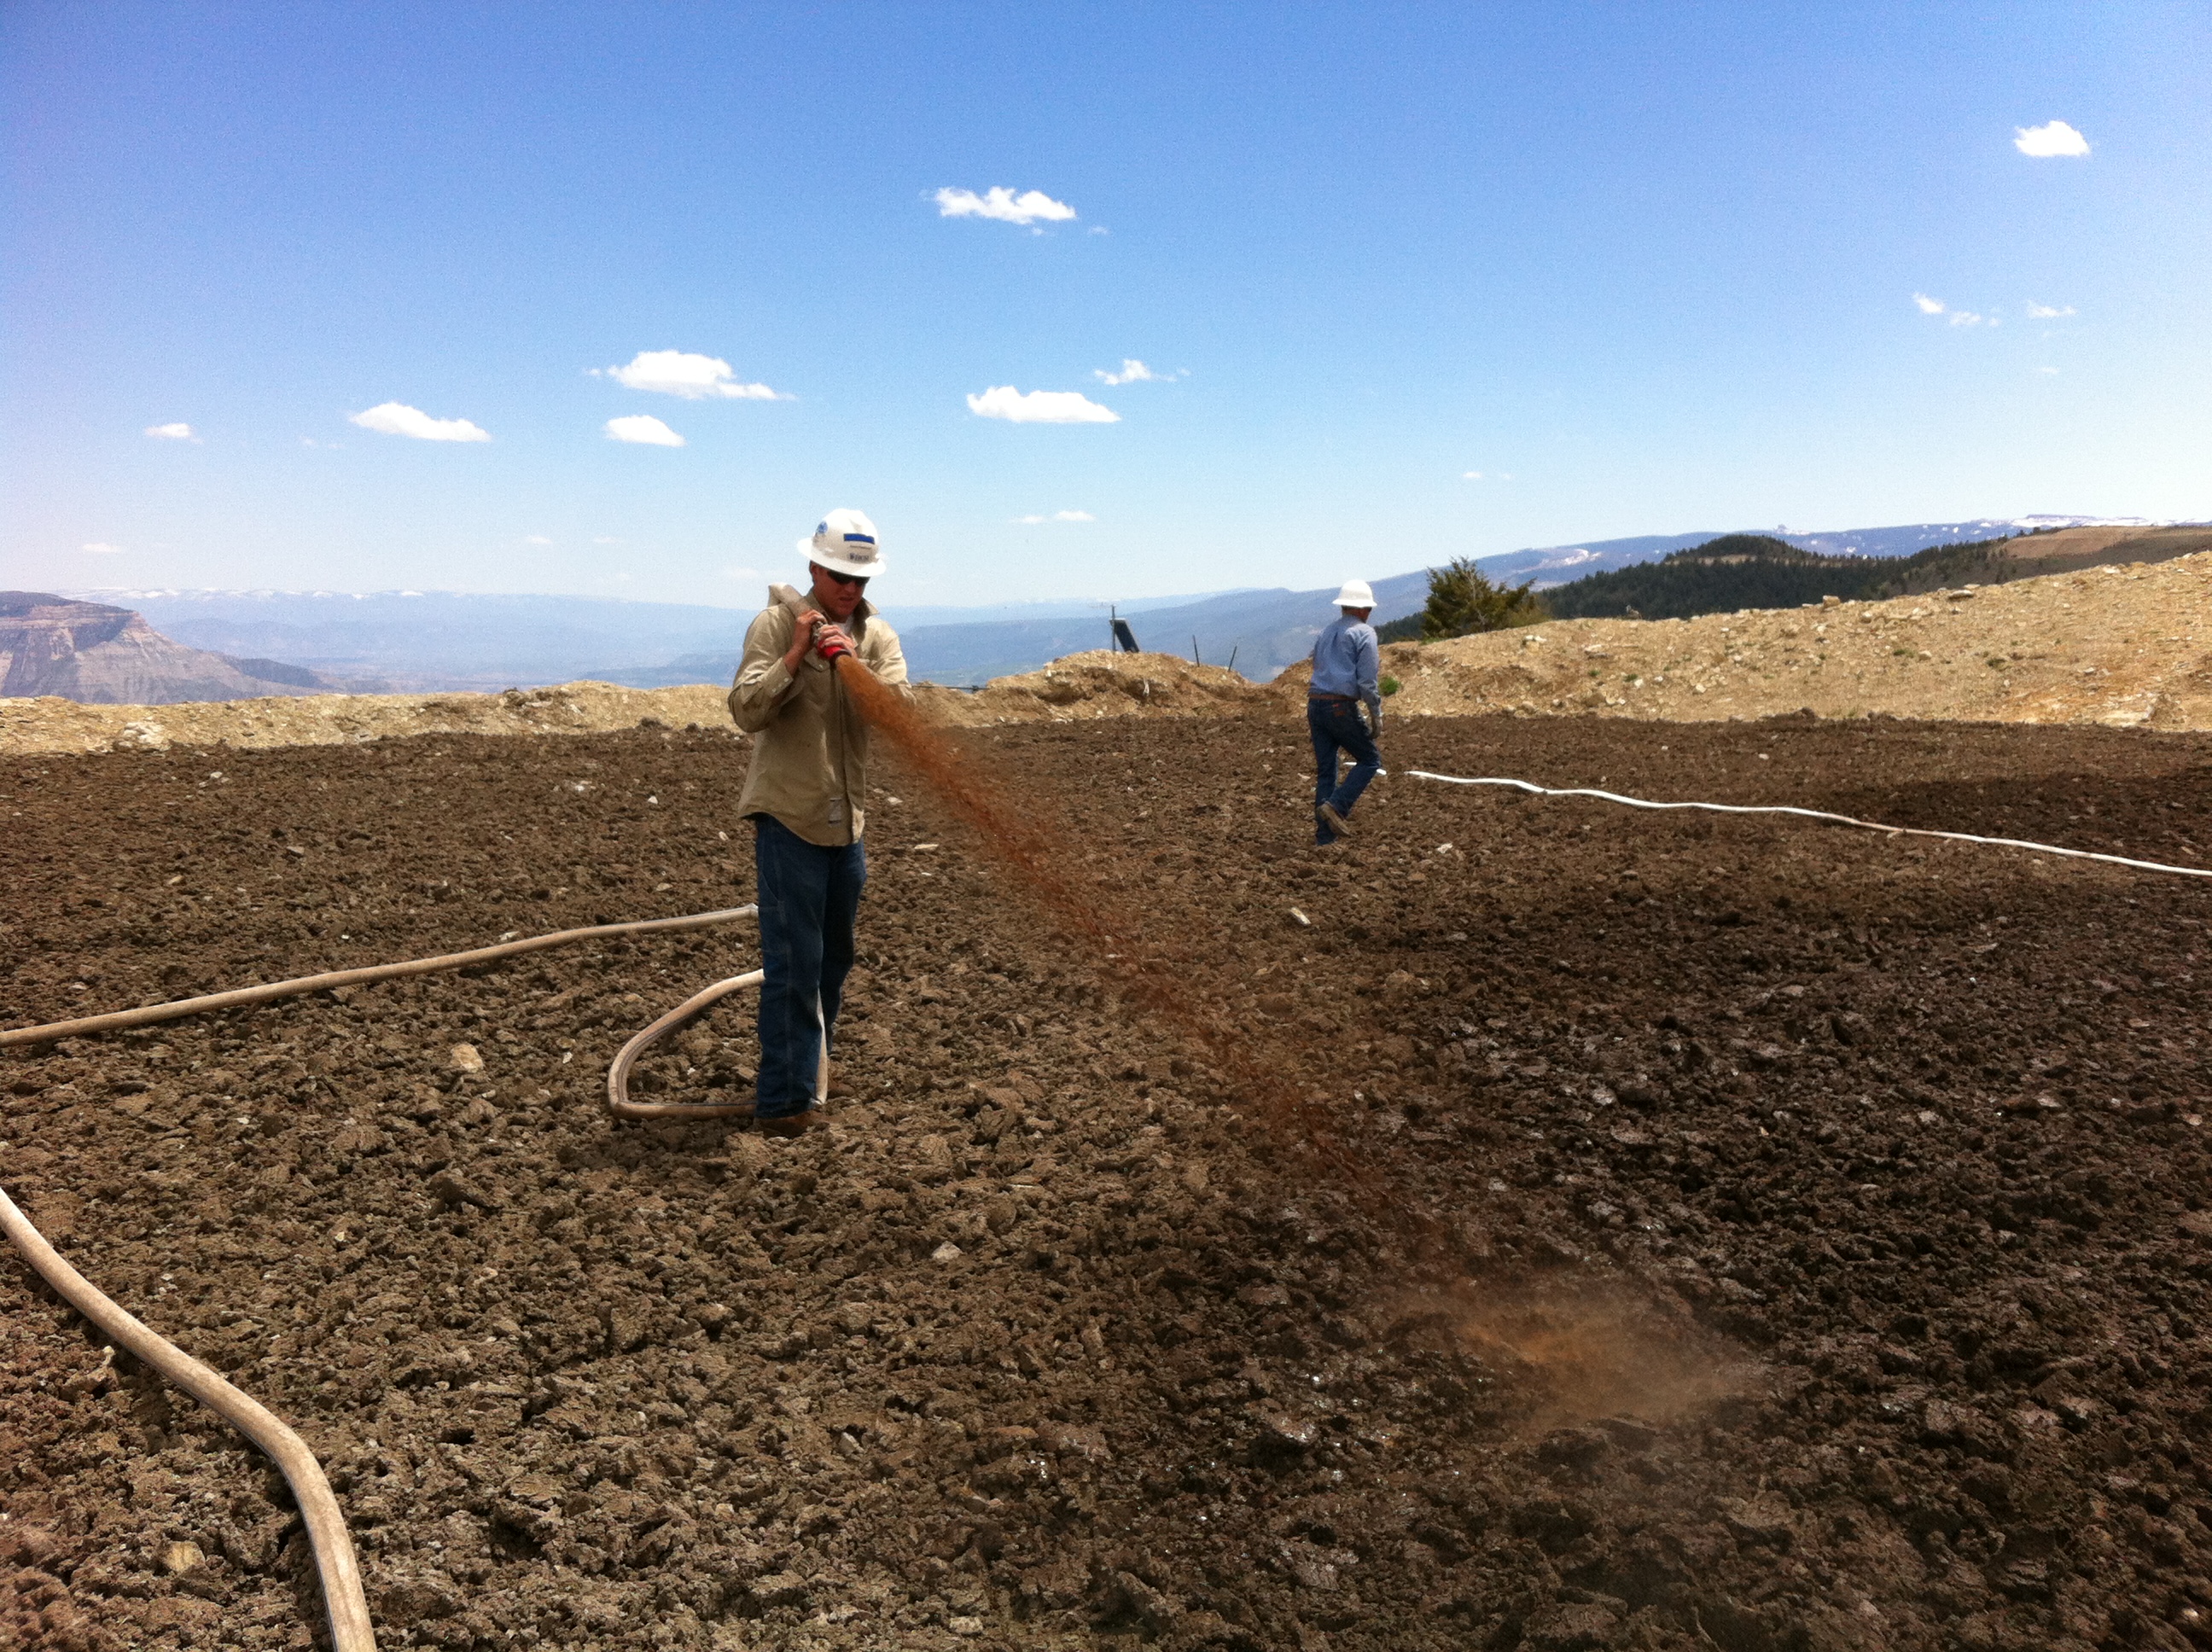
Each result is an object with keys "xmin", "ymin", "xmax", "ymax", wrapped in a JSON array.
[{"xmin": 758, "ymin": 1105, "xmax": 828, "ymax": 1139}]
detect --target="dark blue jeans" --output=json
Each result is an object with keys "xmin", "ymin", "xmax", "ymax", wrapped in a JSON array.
[
  {"xmin": 752, "ymin": 814, "xmax": 867, "ymax": 1119},
  {"xmin": 1309, "ymin": 697, "xmax": 1380, "ymax": 843}
]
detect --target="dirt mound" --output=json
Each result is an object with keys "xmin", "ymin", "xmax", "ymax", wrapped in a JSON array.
[
  {"xmin": 5, "ymin": 713, "xmax": 2211, "ymax": 1649},
  {"xmin": 0, "ymin": 656, "xmax": 1272, "ymax": 759},
  {"xmin": 1357, "ymin": 550, "xmax": 2212, "ymax": 730},
  {"xmin": 0, "ymin": 679, "xmax": 733, "ymax": 757},
  {"xmin": 921, "ymin": 650, "xmax": 1282, "ymax": 726}
]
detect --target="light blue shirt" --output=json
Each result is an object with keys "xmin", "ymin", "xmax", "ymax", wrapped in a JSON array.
[{"xmin": 1309, "ymin": 613, "xmax": 1379, "ymax": 706}]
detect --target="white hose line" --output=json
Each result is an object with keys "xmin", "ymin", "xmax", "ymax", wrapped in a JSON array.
[
  {"xmin": 0, "ymin": 905, "xmax": 761, "ymax": 1049},
  {"xmin": 0, "ymin": 1180, "xmax": 376, "ymax": 1651},
  {"xmin": 1406, "ymin": 771, "xmax": 2212, "ymax": 881}
]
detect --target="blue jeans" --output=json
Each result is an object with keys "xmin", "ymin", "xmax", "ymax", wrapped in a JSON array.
[
  {"xmin": 752, "ymin": 814, "xmax": 867, "ymax": 1119},
  {"xmin": 1309, "ymin": 697, "xmax": 1379, "ymax": 843}
]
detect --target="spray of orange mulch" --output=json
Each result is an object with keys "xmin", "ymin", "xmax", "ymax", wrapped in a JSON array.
[
  {"xmin": 832, "ymin": 655, "xmax": 1355, "ymax": 1170},
  {"xmin": 833, "ymin": 654, "xmax": 1739, "ymax": 1413}
]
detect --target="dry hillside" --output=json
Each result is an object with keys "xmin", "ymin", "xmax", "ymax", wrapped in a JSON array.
[{"xmin": 1348, "ymin": 550, "xmax": 2212, "ymax": 732}]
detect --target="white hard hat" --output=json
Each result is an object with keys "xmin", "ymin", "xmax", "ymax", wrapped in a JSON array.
[
  {"xmin": 1335, "ymin": 579, "xmax": 1375, "ymax": 609},
  {"xmin": 807, "ymin": 508, "xmax": 885, "ymax": 579}
]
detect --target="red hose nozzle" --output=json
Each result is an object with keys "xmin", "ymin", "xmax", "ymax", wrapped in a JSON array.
[{"xmin": 819, "ymin": 633, "xmax": 853, "ymax": 664}]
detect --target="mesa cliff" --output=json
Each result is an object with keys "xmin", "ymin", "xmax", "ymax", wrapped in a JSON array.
[{"xmin": 0, "ymin": 591, "xmax": 355, "ymax": 705}]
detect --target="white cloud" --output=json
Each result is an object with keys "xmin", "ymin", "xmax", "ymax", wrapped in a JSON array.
[
  {"xmin": 934, "ymin": 186, "xmax": 1077, "ymax": 226},
  {"xmin": 1912, "ymin": 294, "xmax": 1988, "ymax": 327},
  {"xmin": 144, "ymin": 422, "xmax": 195, "ymax": 441},
  {"xmin": 524, "ymin": 535, "xmax": 554, "ymax": 545},
  {"xmin": 1015, "ymin": 509, "xmax": 1097, "ymax": 524},
  {"xmin": 605, "ymin": 415, "xmax": 685, "ymax": 446},
  {"xmin": 967, "ymin": 385, "xmax": 1119, "ymax": 424},
  {"xmin": 1463, "ymin": 470, "xmax": 1511, "ymax": 480},
  {"xmin": 1094, "ymin": 358, "xmax": 1185, "ymax": 386},
  {"xmin": 2037, "ymin": 365, "xmax": 2061, "ymax": 375},
  {"xmin": 81, "ymin": 542, "xmax": 124, "ymax": 555},
  {"xmin": 597, "ymin": 350, "xmax": 785, "ymax": 400},
  {"xmin": 2025, "ymin": 300, "xmax": 2076, "ymax": 319},
  {"xmin": 2015, "ymin": 120, "xmax": 2090, "ymax": 157},
  {"xmin": 350, "ymin": 402, "xmax": 492, "ymax": 442}
]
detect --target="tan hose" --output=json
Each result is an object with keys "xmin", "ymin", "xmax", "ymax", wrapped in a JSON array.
[
  {"xmin": 606, "ymin": 972, "xmax": 766, "ymax": 1119},
  {"xmin": 0, "ymin": 905, "xmax": 760, "ymax": 1049},
  {"xmin": 0, "ymin": 903, "xmax": 768, "ymax": 1644},
  {"xmin": 0, "ymin": 1181, "xmax": 375, "ymax": 1650}
]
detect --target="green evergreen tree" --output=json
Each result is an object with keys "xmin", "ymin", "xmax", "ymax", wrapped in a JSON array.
[{"xmin": 1417, "ymin": 556, "xmax": 1547, "ymax": 640}]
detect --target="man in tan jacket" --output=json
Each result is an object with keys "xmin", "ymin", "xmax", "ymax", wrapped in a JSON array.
[{"xmin": 728, "ymin": 509, "xmax": 907, "ymax": 1136}]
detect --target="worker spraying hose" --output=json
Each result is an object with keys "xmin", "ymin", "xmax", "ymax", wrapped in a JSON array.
[{"xmin": 727, "ymin": 509, "xmax": 907, "ymax": 1137}]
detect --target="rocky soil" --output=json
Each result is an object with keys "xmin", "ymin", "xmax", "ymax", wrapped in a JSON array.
[{"xmin": 3, "ymin": 712, "xmax": 2211, "ymax": 1652}]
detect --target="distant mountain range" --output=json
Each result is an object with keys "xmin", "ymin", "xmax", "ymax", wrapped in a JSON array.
[{"xmin": 63, "ymin": 515, "xmax": 2157, "ymax": 695}]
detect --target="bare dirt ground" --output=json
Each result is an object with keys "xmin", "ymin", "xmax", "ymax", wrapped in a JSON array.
[{"xmin": 4, "ymin": 710, "xmax": 2211, "ymax": 1651}]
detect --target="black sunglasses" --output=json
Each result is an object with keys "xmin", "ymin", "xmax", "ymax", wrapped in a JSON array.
[{"xmin": 820, "ymin": 568, "xmax": 870, "ymax": 588}]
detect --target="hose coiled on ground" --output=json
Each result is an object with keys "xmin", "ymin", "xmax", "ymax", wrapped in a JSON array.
[{"xmin": 0, "ymin": 904, "xmax": 766, "ymax": 1649}]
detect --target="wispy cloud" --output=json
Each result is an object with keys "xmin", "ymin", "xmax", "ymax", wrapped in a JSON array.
[
  {"xmin": 350, "ymin": 402, "xmax": 492, "ymax": 442},
  {"xmin": 2025, "ymin": 300, "xmax": 2077, "ymax": 320},
  {"xmin": 1912, "ymin": 294, "xmax": 1991, "ymax": 327},
  {"xmin": 81, "ymin": 542, "xmax": 124, "ymax": 555},
  {"xmin": 605, "ymin": 415, "xmax": 685, "ymax": 446},
  {"xmin": 1462, "ymin": 470, "xmax": 1512, "ymax": 481},
  {"xmin": 2014, "ymin": 120, "xmax": 2090, "ymax": 158},
  {"xmin": 524, "ymin": 535, "xmax": 554, "ymax": 545},
  {"xmin": 934, "ymin": 186, "xmax": 1077, "ymax": 226},
  {"xmin": 1015, "ymin": 509, "xmax": 1097, "ymax": 524},
  {"xmin": 596, "ymin": 350, "xmax": 785, "ymax": 399},
  {"xmin": 1093, "ymin": 359, "xmax": 1184, "ymax": 386},
  {"xmin": 966, "ymin": 386, "xmax": 1119, "ymax": 424},
  {"xmin": 144, "ymin": 422, "xmax": 196, "ymax": 441}
]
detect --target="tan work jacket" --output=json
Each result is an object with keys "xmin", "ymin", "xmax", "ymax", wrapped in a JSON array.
[{"xmin": 728, "ymin": 583, "xmax": 908, "ymax": 846}]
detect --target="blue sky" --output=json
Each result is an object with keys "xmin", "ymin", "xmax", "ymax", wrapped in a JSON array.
[{"xmin": 4, "ymin": 2, "xmax": 2207, "ymax": 609}]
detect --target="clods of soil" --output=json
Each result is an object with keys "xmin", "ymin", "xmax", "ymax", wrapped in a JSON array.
[{"xmin": 3, "ymin": 713, "xmax": 2210, "ymax": 1651}]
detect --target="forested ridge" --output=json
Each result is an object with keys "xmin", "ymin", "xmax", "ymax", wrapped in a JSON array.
[{"xmin": 1535, "ymin": 527, "xmax": 2206, "ymax": 620}]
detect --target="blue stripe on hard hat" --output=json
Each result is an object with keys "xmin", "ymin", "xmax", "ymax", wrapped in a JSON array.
[{"xmin": 843, "ymin": 533, "xmax": 875, "ymax": 545}]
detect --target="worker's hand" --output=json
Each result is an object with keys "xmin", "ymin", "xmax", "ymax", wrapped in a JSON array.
[
  {"xmin": 782, "ymin": 609, "xmax": 826, "ymax": 673},
  {"xmin": 812, "ymin": 621, "xmax": 855, "ymax": 660}
]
